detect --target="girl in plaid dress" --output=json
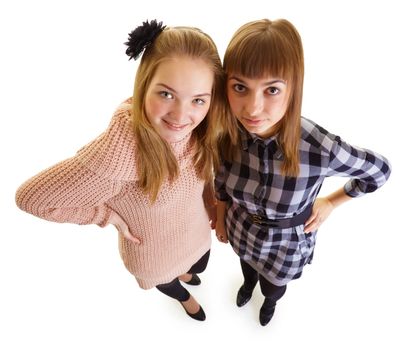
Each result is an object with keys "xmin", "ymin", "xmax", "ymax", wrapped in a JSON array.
[{"xmin": 215, "ymin": 19, "xmax": 391, "ymax": 326}]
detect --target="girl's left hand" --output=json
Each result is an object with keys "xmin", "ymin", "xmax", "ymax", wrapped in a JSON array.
[
  {"xmin": 206, "ymin": 205, "xmax": 217, "ymax": 229},
  {"xmin": 304, "ymin": 197, "xmax": 334, "ymax": 233}
]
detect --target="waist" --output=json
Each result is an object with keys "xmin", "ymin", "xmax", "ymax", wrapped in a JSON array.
[{"xmin": 250, "ymin": 205, "xmax": 312, "ymax": 228}]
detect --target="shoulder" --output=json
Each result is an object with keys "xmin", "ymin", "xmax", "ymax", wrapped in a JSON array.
[
  {"xmin": 109, "ymin": 98, "xmax": 134, "ymax": 133},
  {"xmin": 76, "ymin": 98, "xmax": 138, "ymax": 181},
  {"xmin": 300, "ymin": 116, "xmax": 339, "ymax": 153},
  {"xmin": 100, "ymin": 98, "xmax": 136, "ymax": 151}
]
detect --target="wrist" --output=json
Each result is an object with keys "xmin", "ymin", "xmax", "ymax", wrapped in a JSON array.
[{"xmin": 326, "ymin": 197, "xmax": 336, "ymax": 209}]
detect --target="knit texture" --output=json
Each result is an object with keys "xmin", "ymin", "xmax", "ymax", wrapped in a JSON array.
[{"xmin": 16, "ymin": 99, "xmax": 212, "ymax": 289}]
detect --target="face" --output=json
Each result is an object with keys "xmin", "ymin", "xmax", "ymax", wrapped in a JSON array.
[
  {"xmin": 145, "ymin": 56, "xmax": 214, "ymax": 143},
  {"xmin": 227, "ymin": 74, "xmax": 290, "ymax": 138}
]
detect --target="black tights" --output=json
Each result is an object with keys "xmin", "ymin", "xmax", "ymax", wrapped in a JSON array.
[
  {"xmin": 156, "ymin": 250, "xmax": 210, "ymax": 302},
  {"xmin": 240, "ymin": 259, "xmax": 287, "ymax": 306}
]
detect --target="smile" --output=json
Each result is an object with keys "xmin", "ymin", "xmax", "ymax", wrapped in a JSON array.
[{"xmin": 163, "ymin": 120, "xmax": 190, "ymax": 131}]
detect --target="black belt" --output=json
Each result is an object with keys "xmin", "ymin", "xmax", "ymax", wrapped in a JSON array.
[{"xmin": 250, "ymin": 205, "xmax": 313, "ymax": 228}]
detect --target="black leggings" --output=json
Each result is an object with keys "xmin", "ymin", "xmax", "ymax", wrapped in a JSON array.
[
  {"xmin": 156, "ymin": 250, "xmax": 210, "ymax": 302},
  {"xmin": 240, "ymin": 259, "xmax": 287, "ymax": 304}
]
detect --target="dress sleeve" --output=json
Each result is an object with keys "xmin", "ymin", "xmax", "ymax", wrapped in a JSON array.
[
  {"xmin": 326, "ymin": 136, "xmax": 392, "ymax": 198},
  {"xmin": 15, "ymin": 105, "xmax": 138, "ymax": 226}
]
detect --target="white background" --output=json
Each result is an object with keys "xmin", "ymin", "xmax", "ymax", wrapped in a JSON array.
[{"xmin": 1, "ymin": 0, "xmax": 410, "ymax": 349}]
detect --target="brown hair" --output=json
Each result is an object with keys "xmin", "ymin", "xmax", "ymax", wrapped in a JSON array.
[
  {"xmin": 222, "ymin": 19, "xmax": 304, "ymax": 177},
  {"xmin": 132, "ymin": 26, "xmax": 227, "ymax": 201}
]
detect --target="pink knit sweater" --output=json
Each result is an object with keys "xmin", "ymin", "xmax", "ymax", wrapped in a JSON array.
[{"xmin": 15, "ymin": 100, "xmax": 213, "ymax": 289}]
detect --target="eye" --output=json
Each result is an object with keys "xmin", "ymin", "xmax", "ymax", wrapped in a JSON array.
[
  {"xmin": 233, "ymin": 83, "xmax": 246, "ymax": 93},
  {"xmin": 267, "ymin": 86, "xmax": 280, "ymax": 95},
  {"xmin": 193, "ymin": 98, "xmax": 206, "ymax": 105},
  {"xmin": 159, "ymin": 91, "xmax": 173, "ymax": 99}
]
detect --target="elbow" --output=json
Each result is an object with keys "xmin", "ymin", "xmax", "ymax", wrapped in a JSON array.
[
  {"xmin": 381, "ymin": 157, "xmax": 392, "ymax": 182},
  {"xmin": 367, "ymin": 152, "xmax": 392, "ymax": 188},
  {"xmin": 15, "ymin": 181, "xmax": 41, "ymax": 215},
  {"xmin": 374, "ymin": 156, "xmax": 392, "ymax": 189},
  {"xmin": 15, "ymin": 184, "xmax": 28, "ymax": 212}
]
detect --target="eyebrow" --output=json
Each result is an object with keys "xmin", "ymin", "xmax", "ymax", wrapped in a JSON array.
[
  {"xmin": 229, "ymin": 76, "xmax": 286, "ymax": 85},
  {"xmin": 156, "ymin": 83, "xmax": 212, "ymax": 97}
]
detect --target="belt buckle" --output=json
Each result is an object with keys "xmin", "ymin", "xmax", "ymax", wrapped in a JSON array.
[{"xmin": 251, "ymin": 214, "xmax": 263, "ymax": 225}]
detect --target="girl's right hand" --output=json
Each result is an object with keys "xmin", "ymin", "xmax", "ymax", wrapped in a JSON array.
[
  {"xmin": 215, "ymin": 220, "xmax": 228, "ymax": 244},
  {"xmin": 108, "ymin": 211, "xmax": 141, "ymax": 244}
]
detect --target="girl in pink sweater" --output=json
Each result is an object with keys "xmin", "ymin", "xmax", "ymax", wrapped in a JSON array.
[{"xmin": 15, "ymin": 20, "xmax": 226, "ymax": 321}]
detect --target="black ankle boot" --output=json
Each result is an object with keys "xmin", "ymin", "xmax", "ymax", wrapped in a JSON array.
[
  {"xmin": 259, "ymin": 298, "xmax": 276, "ymax": 326},
  {"xmin": 236, "ymin": 285, "xmax": 253, "ymax": 307}
]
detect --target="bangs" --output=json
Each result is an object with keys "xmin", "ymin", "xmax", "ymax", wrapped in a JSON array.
[{"xmin": 224, "ymin": 23, "xmax": 296, "ymax": 81}]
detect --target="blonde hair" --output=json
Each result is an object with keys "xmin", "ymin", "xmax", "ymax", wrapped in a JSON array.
[
  {"xmin": 222, "ymin": 19, "xmax": 304, "ymax": 177},
  {"xmin": 132, "ymin": 26, "xmax": 226, "ymax": 201}
]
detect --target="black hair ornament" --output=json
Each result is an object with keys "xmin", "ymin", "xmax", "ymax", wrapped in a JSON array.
[{"xmin": 125, "ymin": 20, "xmax": 166, "ymax": 60}]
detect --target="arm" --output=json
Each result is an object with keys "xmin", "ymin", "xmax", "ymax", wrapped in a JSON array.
[
  {"xmin": 16, "ymin": 107, "xmax": 137, "ymax": 228},
  {"xmin": 214, "ymin": 160, "xmax": 230, "ymax": 243},
  {"xmin": 215, "ymin": 200, "xmax": 228, "ymax": 243},
  {"xmin": 327, "ymin": 137, "xmax": 391, "ymax": 198},
  {"xmin": 203, "ymin": 182, "xmax": 217, "ymax": 229},
  {"xmin": 304, "ymin": 188, "xmax": 352, "ymax": 233},
  {"xmin": 15, "ymin": 157, "xmax": 119, "ymax": 227},
  {"xmin": 304, "ymin": 132, "xmax": 391, "ymax": 233}
]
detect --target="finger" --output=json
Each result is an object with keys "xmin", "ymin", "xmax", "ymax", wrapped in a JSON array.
[
  {"xmin": 124, "ymin": 231, "xmax": 141, "ymax": 244},
  {"xmin": 128, "ymin": 236, "xmax": 141, "ymax": 244},
  {"xmin": 217, "ymin": 234, "xmax": 226, "ymax": 243},
  {"xmin": 304, "ymin": 218, "xmax": 322, "ymax": 233},
  {"xmin": 304, "ymin": 220, "xmax": 317, "ymax": 233},
  {"xmin": 303, "ymin": 225, "xmax": 312, "ymax": 233},
  {"xmin": 219, "ymin": 233, "xmax": 228, "ymax": 243},
  {"xmin": 304, "ymin": 213, "xmax": 317, "ymax": 226},
  {"xmin": 304, "ymin": 224, "xmax": 315, "ymax": 233}
]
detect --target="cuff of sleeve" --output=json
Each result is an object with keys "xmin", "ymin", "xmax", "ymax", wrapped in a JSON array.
[
  {"xmin": 97, "ymin": 206, "xmax": 113, "ymax": 228},
  {"xmin": 344, "ymin": 180, "xmax": 366, "ymax": 198}
]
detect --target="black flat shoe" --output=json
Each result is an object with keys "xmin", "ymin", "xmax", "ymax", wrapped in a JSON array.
[
  {"xmin": 180, "ymin": 302, "xmax": 206, "ymax": 321},
  {"xmin": 183, "ymin": 273, "xmax": 201, "ymax": 286},
  {"xmin": 236, "ymin": 285, "xmax": 253, "ymax": 307},
  {"xmin": 259, "ymin": 304, "xmax": 276, "ymax": 326}
]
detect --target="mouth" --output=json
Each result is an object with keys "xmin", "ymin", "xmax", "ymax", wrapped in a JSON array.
[
  {"xmin": 241, "ymin": 117, "xmax": 264, "ymax": 127},
  {"xmin": 163, "ymin": 120, "xmax": 190, "ymax": 131}
]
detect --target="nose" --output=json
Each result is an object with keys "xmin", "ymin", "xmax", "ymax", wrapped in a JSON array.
[
  {"xmin": 169, "ymin": 102, "xmax": 189, "ymax": 123},
  {"xmin": 244, "ymin": 92, "xmax": 264, "ymax": 117}
]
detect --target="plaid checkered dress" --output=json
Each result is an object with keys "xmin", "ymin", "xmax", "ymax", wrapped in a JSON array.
[{"xmin": 215, "ymin": 117, "xmax": 391, "ymax": 286}]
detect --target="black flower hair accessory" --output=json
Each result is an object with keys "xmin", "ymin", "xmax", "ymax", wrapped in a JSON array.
[{"xmin": 125, "ymin": 20, "xmax": 166, "ymax": 60}]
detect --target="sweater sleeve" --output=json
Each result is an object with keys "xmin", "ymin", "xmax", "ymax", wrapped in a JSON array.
[{"xmin": 15, "ymin": 103, "xmax": 138, "ymax": 226}]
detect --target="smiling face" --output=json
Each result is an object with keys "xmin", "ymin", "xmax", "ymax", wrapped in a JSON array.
[
  {"xmin": 227, "ymin": 74, "xmax": 290, "ymax": 138},
  {"xmin": 144, "ymin": 56, "xmax": 214, "ymax": 143}
]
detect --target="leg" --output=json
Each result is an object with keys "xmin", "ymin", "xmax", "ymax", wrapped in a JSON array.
[
  {"xmin": 258, "ymin": 275, "xmax": 287, "ymax": 326},
  {"xmin": 187, "ymin": 250, "xmax": 210, "ymax": 274},
  {"xmin": 236, "ymin": 259, "xmax": 259, "ymax": 307},
  {"xmin": 180, "ymin": 250, "xmax": 210, "ymax": 285},
  {"xmin": 156, "ymin": 278, "xmax": 205, "ymax": 321},
  {"xmin": 156, "ymin": 278, "xmax": 190, "ymax": 302}
]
